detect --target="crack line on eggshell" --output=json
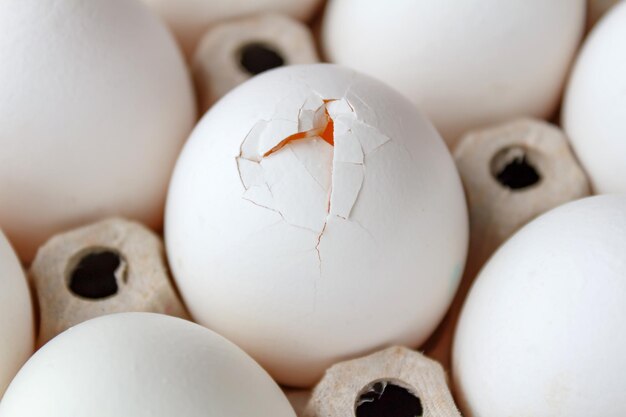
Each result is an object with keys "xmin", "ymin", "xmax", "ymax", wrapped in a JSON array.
[
  {"xmin": 343, "ymin": 70, "xmax": 359, "ymax": 98},
  {"xmin": 344, "ymin": 158, "xmax": 363, "ymax": 165},
  {"xmin": 237, "ymin": 119, "xmax": 272, "ymax": 162},
  {"xmin": 262, "ymin": 177, "xmax": 325, "ymax": 235},
  {"xmin": 395, "ymin": 137, "xmax": 414, "ymax": 165},
  {"xmin": 363, "ymin": 135, "xmax": 392, "ymax": 155},
  {"xmin": 313, "ymin": 100, "xmax": 337, "ymax": 273},
  {"xmin": 243, "ymin": 193, "xmax": 321, "ymax": 237},
  {"xmin": 237, "ymin": 130, "xmax": 323, "ymax": 236},
  {"xmin": 241, "ymin": 193, "xmax": 280, "ymax": 214},
  {"xmin": 351, "ymin": 218, "xmax": 377, "ymax": 242},
  {"xmin": 314, "ymin": 221, "xmax": 326, "ymax": 276},
  {"xmin": 286, "ymin": 147, "xmax": 328, "ymax": 193},
  {"xmin": 235, "ymin": 92, "xmax": 390, "ymax": 275},
  {"xmin": 265, "ymin": 181, "xmax": 323, "ymax": 235},
  {"xmin": 240, "ymin": 99, "xmax": 335, "ymax": 271}
]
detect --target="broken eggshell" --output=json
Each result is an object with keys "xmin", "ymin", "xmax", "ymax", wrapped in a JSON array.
[
  {"xmin": 0, "ymin": 230, "xmax": 34, "ymax": 397},
  {"xmin": 166, "ymin": 64, "xmax": 469, "ymax": 387},
  {"xmin": 0, "ymin": 313, "xmax": 296, "ymax": 417}
]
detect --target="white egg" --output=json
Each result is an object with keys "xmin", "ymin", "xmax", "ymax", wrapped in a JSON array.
[
  {"xmin": 0, "ymin": 0, "xmax": 196, "ymax": 262},
  {"xmin": 140, "ymin": 0, "xmax": 323, "ymax": 58},
  {"xmin": 321, "ymin": 0, "xmax": 585, "ymax": 147},
  {"xmin": 563, "ymin": 2, "xmax": 626, "ymax": 194},
  {"xmin": 0, "ymin": 231, "xmax": 33, "ymax": 397},
  {"xmin": 453, "ymin": 195, "xmax": 626, "ymax": 417},
  {"xmin": 0, "ymin": 313, "xmax": 296, "ymax": 417},
  {"xmin": 166, "ymin": 64, "xmax": 468, "ymax": 387}
]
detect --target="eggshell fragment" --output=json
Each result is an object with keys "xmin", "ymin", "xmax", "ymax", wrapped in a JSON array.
[
  {"xmin": 0, "ymin": 231, "xmax": 34, "ymax": 397},
  {"xmin": 166, "ymin": 64, "xmax": 468, "ymax": 387},
  {"xmin": 453, "ymin": 195, "xmax": 626, "ymax": 417},
  {"xmin": 141, "ymin": 0, "xmax": 323, "ymax": 58},
  {"xmin": 322, "ymin": 0, "xmax": 586, "ymax": 146},
  {"xmin": 30, "ymin": 218, "xmax": 189, "ymax": 346},
  {"xmin": 0, "ymin": 313, "xmax": 296, "ymax": 417},
  {"xmin": 194, "ymin": 13, "xmax": 319, "ymax": 113},
  {"xmin": 0, "ymin": 0, "xmax": 196, "ymax": 262},
  {"xmin": 563, "ymin": 1, "xmax": 626, "ymax": 194}
]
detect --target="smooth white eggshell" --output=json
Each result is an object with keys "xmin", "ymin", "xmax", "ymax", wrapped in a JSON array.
[
  {"xmin": 0, "ymin": 0, "xmax": 196, "ymax": 261},
  {"xmin": 140, "ymin": 0, "xmax": 322, "ymax": 58},
  {"xmin": 563, "ymin": 2, "xmax": 626, "ymax": 194},
  {"xmin": 0, "ymin": 231, "xmax": 33, "ymax": 397},
  {"xmin": 322, "ymin": 0, "xmax": 585, "ymax": 146},
  {"xmin": 0, "ymin": 313, "xmax": 296, "ymax": 417},
  {"xmin": 453, "ymin": 195, "xmax": 626, "ymax": 417},
  {"xmin": 166, "ymin": 64, "xmax": 468, "ymax": 387}
]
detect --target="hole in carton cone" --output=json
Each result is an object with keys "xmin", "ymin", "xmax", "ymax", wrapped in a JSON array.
[
  {"xmin": 491, "ymin": 146, "xmax": 541, "ymax": 190},
  {"xmin": 238, "ymin": 43, "xmax": 285, "ymax": 75},
  {"xmin": 355, "ymin": 380, "xmax": 423, "ymax": 417},
  {"xmin": 68, "ymin": 250, "xmax": 125, "ymax": 299}
]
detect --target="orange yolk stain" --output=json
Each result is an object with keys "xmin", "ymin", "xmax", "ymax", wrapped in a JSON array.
[
  {"xmin": 263, "ymin": 103, "xmax": 335, "ymax": 158},
  {"xmin": 261, "ymin": 100, "xmax": 337, "ymax": 219}
]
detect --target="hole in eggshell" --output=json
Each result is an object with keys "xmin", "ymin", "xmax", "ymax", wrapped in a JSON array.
[
  {"xmin": 261, "ymin": 101, "xmax": 337, "ymax": 257},
  {"xmin": 67, "ymin": 249, "xmax": 126, "ymax": 299},
  {"xmin": 490, "ymin": 146, "xmax": 541, "ymax": 190},
  {"xmin": 238, "ymin": 42, "xmax": 285, "ymax": 76},
  {"xmin": 263, "ymin": 103, "xmax": 335, "ymax": 158},
  {"xmin": 236, "ymin": 99, "xmax": 341, "ymax": 268},
  {"xmin": 355, "ymin": 380, "xmax": 424, "ymax": 417}
]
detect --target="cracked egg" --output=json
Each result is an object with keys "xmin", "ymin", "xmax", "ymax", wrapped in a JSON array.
[{"xmin": 165, "ymin": 64, "xmax": 468, "ymax": 387}]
